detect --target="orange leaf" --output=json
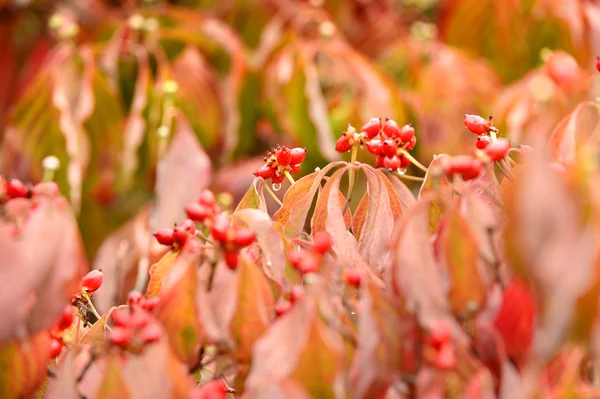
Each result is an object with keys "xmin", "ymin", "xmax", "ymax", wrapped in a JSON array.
[
  {"xmin": 155, "ymin": 258, "xmax": 202, "ymax": 367},
  {"xmin": 0, "ymin": 332, "xmax": 50, "ymax": 398},
  {"xmin": 146, "ymin": 251, "xmax": 179, "ymax": 298},
  {"xmin": 94, "ymin": 355, "xmax": 131, "ymax": 399}
]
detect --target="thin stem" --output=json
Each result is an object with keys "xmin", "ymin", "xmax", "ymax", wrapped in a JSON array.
[
  {"xmin": 496, "ymin": 162, "xmax": 515, "ymax": 181},
  {"xmin": 396, "ymin": 173, "xmax": 424, "ymax": 182},
  {"xmin": 42, "ymin": 168, "xmax": 55, "ymax": 183},
  {"xmin": 490, "ymin": 131, "xmax": 498, "ymax": 141},
  {"xmin": 81, "ymin": 293, "xmax": 101, "ymax": 320},
  {"xmin": 507, "ymin": 156, "xmax": 517, "ymax": 167},
  {"xmin": 284, "ymin": 170, "xmax": 295, "ymax": 185},
  {"xmin": 264, "ymin": 184, "xmax": 283, "ymax": 206},
  {"xmin": 399, "ymin": 149, "xmax": 428, "ymax": 173}
]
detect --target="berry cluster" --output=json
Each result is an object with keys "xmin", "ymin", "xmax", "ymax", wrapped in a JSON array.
[
  {"xmin": 153, "ymin": 219, "xmax": 197, "ymax": 250},
  {"xmin": 191, "ymin": 380, "xmax": 229, "ymax": 399},
  {"xmin": 48, "ymin": 305, "xmax": 75, "ymax": 358},
  {"xmin": 185, "ymin": 190, "xmax": 221, "ymax": 224},
  {"xmin": 0, "ymin": 177, "xmax": 60, "ymax": 204},
  {"xmin": 442, "ymin": 114, "xmax": 512, "ymax": 181},
  {"xmin": 335, "ymin": 118, "xmax": 417, "ymax": 173},
  {"xmin": 275, "ymin": 284, "xmax": 305, "ymax": 318},
  {"xmin": 109, "ymin": 292, "xmax": 162, "ymax": 353},
  {"xmin": 253, "ymin": 146, "xmax": 307, "ymax": 184},
  {"xmin": 287, "ymin": 231, "xmax": 332, "ymax": 275},
  {"xmin": 210, "ymin": 215, "xmax": 256, "ymax": 270}
]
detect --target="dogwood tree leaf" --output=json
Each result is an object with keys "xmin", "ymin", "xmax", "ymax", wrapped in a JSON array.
[
  {"xmin": 246, "ymin": 285, "xmax": 344, "ymax": 398},
  {"xmin": 229, "ymin": 258, "xmax": 275, "ymax": 388},
  {"xmin": 80, "ymin": 307, "xmax": 116, "ymax": 352},
  {"xmin": 94, "ymin": 354, "xmax": 131, "ymax": 399},
  {"xmin": 419, "ymin": 154, "xmax": 451, "ymax": 232},
  {"xmin": 156, "ymin": 250, "xmax": 203, "ymax": 367},
  {"xmin": 437, "ymin": 207, "xmax": 488, "ymax": 318},
  {"xmin": 0, "ymin": 196, "xmax": 84, "ymax": 340},
  {"xmin": 232, "ymin": 177, "xmax": 268, "ymax": 227},
  {"xmin": 0, "ymin": 332, "xmax": 50, "ymax": 398},
  {"xmin": 154, "ymin": 112, "xmax": 212, "ymax": 230},
  {"xmin": 146, "ymin": 251, "xmax": 179, "ymax": 298},
  {"xmin": 311, "ymin": 167, "xmax": 352, "ymax": 234},
  {"xmin": 350, "ymin": 281, "xmax": 409, "ymax": 399}
]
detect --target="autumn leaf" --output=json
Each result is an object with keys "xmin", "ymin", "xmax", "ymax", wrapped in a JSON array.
[
  {"xmin": 246, "ymin": 284, "xmax": 345, "ymax": 398},
  {"xmin": 146, "ymin": 251, "xmax": 179, "ymax": 298},
  {"xmin": 437, "ymin": 207, "xmax": 488, "ymax": 318},
  {"xmin": 0, "ymin": 196, "xmax": 84, "ymax": 340},
  {"xmin": 0, "ymin": 332, "xmax": 50, "ymax": 398},
  {"xmin": 156, "ymin": 251, "xmax": 203, "ymax": 367},
  {"xmin": 311, "ymin": 167, "xmax": 352, "ymax": 233},
  {"xmin": 229, "ymin": 258, "xmax": 275, "ymax": 388},
  {"xmin": 418, "ymin": 154, "xmax": 451, "ymax": 232},
  {"xmin": 349, "ymin": 281, "xmax": 410, "ymax": 399},
  {"xmin": 94, "ymin": 354, "xmax": 131, "ymax": 399},
  {"xmin": 232, "ymin": 177, "xmax": 268, "ymax": 228},
  {"xmin": 274, "ymin": 162, "xmax": 346, "ymax": 237}
]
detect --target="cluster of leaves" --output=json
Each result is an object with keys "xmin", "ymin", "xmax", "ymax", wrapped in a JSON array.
[{"xmin": 3, "ymin": 0, "xmax": 600, "ymax": 398}]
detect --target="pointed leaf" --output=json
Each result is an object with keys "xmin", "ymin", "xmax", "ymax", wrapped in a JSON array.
[
  {"xmin": 146, "ymin": 251, "xmax": 179, "ymax": 298},
  {"xmin": 232, "ymin": 177, "xmax": 268, "ymax": 228},
  {"xmin": 156, "ymin": 250, "xmax": 202, "ymax": 367}
]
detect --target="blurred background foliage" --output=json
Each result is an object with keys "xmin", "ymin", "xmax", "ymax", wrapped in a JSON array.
[{"xmin": 0, "ymin": 0, "xmax": 598, "ymax": 259}]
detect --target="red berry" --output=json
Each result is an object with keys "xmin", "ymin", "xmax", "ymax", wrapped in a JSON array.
[
  {"xmin": 405, "ymin": 135, "xmax": 417, "ymax": 151},
  {"xmin": 142, "ymin": 296, "xmax": 160, "ymax": 312},
  {"xmin": 399, "ymin": 124, "xmax": 415, "ymax": 143},
  {"xmin": 233, "ymin": 228, "xmax": 255, "ymax": 247},
  {"xmin": 140, "ymin": 323, "xmax": 162, "ymax": 344},
  {"xmin": 211, "ymin": 217, "xmax": 230, "ymax": 242},
  {"xmin": 57, "ymin": 305, "xmax": 74, "ymax": 331},
  {"xmin": 289, "ymin": 285, "xmax": 305, "ymax": 303},
  {"xmin": 443, "ymin": 155, "xmax": 472, "ymax": 176},
  {"xmin": 290, "ymin": 148, "xmax": 307, "ymax": 165},
  {"xmin": 6, "ymin": 179, "xmax": 28, "ymax": 199},
  {"xmin": 312, "ymin": 231, "xmax": 332, "ymax": 254},
  {"xmin": 464, "ymin": 114, "xmax": 490, "ymax": 135},
  {"xmin": 287, "ymin": 250, "xmax": 304, "ymax": 268},
  {"xmin": 31, "ymin": 182, "xmax": 60, "ymax": 197},
  {"xmin": 276, "ymin": 146, "xmax": 292, "ymax": 166},
  {"xmin": 179, "ymin": 219, "xmax": 196, "ymax": 234},
  {"xmin": 275, "ymin": 300, "xmax": 293, "ymax": 317},
  {"xmin": 365, "ymin": 140, "xmax": 383, "ymax": 156},
  {"xmin": 271, "ymin": 174, "xmax": 285, "ymax": 184},
  {"xmin": 49, "ymin": 338, "xmax": 63, "ymax": 358},
  {"xmin": 360, "ymin": 117, "xmax": 382, "ymax": 139},
  {"xmin": 173, "ymin": 227, "xmax": 190, "ymax": 247},
  {"xmin": 382, "ymin": 119, "xmax": 401, "ymax": 139},
  {"xmin": 299, "ymin": 253, "xmax": 319, "ymax": 274},
  {"xmin": 81, "ymin": 270, "xmax": 104, "ymax": 293},
  {"xmin": 112, "ymin": 308, "xmax": 132, "ymax": 327},
  {"xmin": 375, "ymin": 155, "xmax": 385, "ymax": 168},
  {"xmin": 289, "ymin": 163, "xmax": 302, "ymax": 173},
  {"xmin": 193, "ymin": 380, "xmax": 228, "ymax": 399},
  {"xmin": 186, "ymin": 202, "xmax": 211, "ymax": 222},
  {"xmin": 197, "ymin": 190, "xmax": 216, "ymax": 207},
  {"xmin": 109, "ymin": 326, "xmax": 131, "ymax": 348},
  {"xmin": 254, "ymin": 164, "xmax": 276, "ymax": 180},
  {"xmin": 399, "ymin": 154, "xmax": 410, "ymax": 169},
  {"xmin": 381, "ymin": 140, "xmax": 397, "ymax": 157},
  {"xmin": 383, "ymin": 155, "xmax": 401, "ymax": 171},
  {"xmin": 153, "ymin": 228, "xmax": 175, "ymax": 246},
  {"xmin": 597, "ymin": 56, "xmax": 600, "ymax": 73},
  {"xmin": 335, "ymin": 136, "xmax": 352, "ymax": 153},
  {"xmin": 484, "ymin": 138, "xmax": 510, "ymax": 161},
  {"xmin": 127, "ymin": 292, "xmax": 144, "ymax": 306},
  {"xmin": 435, "ymin": 342, "xmax": 456, "ymax": 370},
  {"xmin": 475, "ymin": 135, "xmax": 492, "ymax": 150},
  {"xmin": 343, "ymin": 268, "xmax": 362, "ymax": 287},
  {"xmin": 428, "ymin": 321, "xmax": 452, "ymax": 350},
  {"xmin": 224, "ymin": 252, "xmax": 239, "ymax": 270},
  {"xmin": 461, "ymin": 159, "xmax": 483, "ymax": 181},
  {"xmin": 128, "ymin": 309, "xmax": 151, "ymax": 328}
]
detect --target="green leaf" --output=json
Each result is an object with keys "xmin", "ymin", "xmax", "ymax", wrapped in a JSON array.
[{"xmin": 94, "ymin": 355, "xmax": 131, "ymax": 399}]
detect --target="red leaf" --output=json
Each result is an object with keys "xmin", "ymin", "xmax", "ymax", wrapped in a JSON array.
[
  {"xmin": 154, "ymin": 112, "xmax": 212, "ymax": 230},
  {"xmin": 146, "ymin": 251, "xmax": 179, "ymax": 298},
  {"xmin": 94, "ymin": 354, "xmax": 131, "ymax": 399},
  {"xmin": 0, "ymin": 197, "xmax": 84, "ymax": 340}
]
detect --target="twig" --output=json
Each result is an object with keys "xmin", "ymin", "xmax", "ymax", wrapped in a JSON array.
[
  {"xmin": 284, "ymin": 170, "xmax": 296, "ymax": 185},
  {"xmin": 81, "ymin": 293, "xmax": 101, "ymax": 320},
  {"xmin": 264, "ymin": 184, "xmax": 283, "ymax": 206},
  {"xmin": 399, "ymin": 149, "xmax": 428, "ymax": 173},
  {"xmin": 396, "ymin": 173, "xmax": 424, "ymax": 182}
]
